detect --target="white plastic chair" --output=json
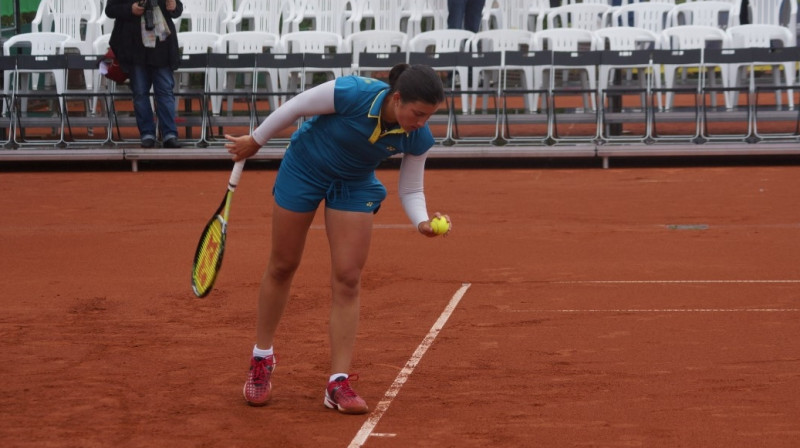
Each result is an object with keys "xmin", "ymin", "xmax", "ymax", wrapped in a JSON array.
[
  {"xmin": 504, "ymin": 0, "xmax": 553, "ymax": 32},
  {"xmin": 481, "ymin": 0, "xmax": 505, "ymax": 31},
  {"xmin": 3, "ymin": 32, "xmax": 71, "ymax": 144},
  {"xmin": 3, "ymin": 32, "xmax": 71, "ymax": 114},
  {"xmin": 215, "ymin": 32, "xmax": 282, "ymax": 114},
  {"xmin": 283, "ymin": 0, "xmax": 353, "ymax": 35},
  {"xmin": 540, "ymin": 3, "xmax": 611, "ymax": 31},
  {"xmin": 745, "ymin": 0, "xmax": 798, "ymax": 45},
  {"xmin": 179, "ymin": 0, "xmax": 233, "ymax": 33},
  {"xmin": 727, "ymin": 24, "xmax": 795, "ymax": 109},
  {"xmin": 407, "ymin": 29, "xmax": 474, "ymax": 114},
  {"xmin": 610, "ymin": 2, "xmax": 673, "ymax": 33},
  {"xmin": 685, "ymin": 0, "xmax": 742, "ymax": 25},
  {"xmin": 407, "ymin": 29, "xmax": 474, "ymax": 50},
  {"xmin": 176, "ymin": 32, "xmax": 221, "ymax": 140},
  {"xmin": 468, "ymin": 29, "xmax": 536, "ymax": 113},
  {"xmin": 659, "ymin": 25, "xmax": 730, "ymax": 110},
  {"xmin": 666, "ymin": 1, "xmax": 735, "ymax": 29},
  {"xmin": 90, "ymin": 33, "xmax": 115, "ymax": 116},
  {"xmin": 223, "ymin": 0, "xmax": 285, "ymax": 35},
  {"xmin": 344, "ymin": 30, "xmax": 408, "ymax": 76},
  {"xmin": 400, "ymin": 0, "xmax": 448, "ymax": 38},
  {"xmin": 279, "ymin": 31, "xmax": 346, "ymax": 93},
  {"xmin": 533, "ymin": 28, "xmax": 599, "ymax": 112},
  {"xmin": 31, "ymin": 0, "xmax": 101, "ymax": 90},
  {"xmin": 346, "ymin": 0, "xmax": 403, "ymax": 33},
  {"xmin": 594, "ymin": 27, "xmax": 659, "ymax": 108},
  {"xmin": 93, "ymin": 0, "xmax": 115, "ymax": 36}
]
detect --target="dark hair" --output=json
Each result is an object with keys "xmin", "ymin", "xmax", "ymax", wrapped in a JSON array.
[{"xmin": 387, "ymin": 64, "xmax": 445, "ymax": 106}]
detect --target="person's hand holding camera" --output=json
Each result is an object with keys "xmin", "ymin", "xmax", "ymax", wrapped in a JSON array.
[{"xmin": 132, "ymin": 0, "xmax": 145, "ymax": 16}]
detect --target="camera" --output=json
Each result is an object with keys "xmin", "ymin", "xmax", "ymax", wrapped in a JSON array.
[{"xmin": 139, "ymin": 0, "xmax": 159, "ymax": 31}]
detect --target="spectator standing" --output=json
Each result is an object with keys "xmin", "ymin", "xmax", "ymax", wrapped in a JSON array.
[
  {"xmin": 106, "ymin": 0, "xmax": 183, "ymax": 148},
  {"xmin": 447, "ymin": 0, "xmax": 486, "ymax": 32}
]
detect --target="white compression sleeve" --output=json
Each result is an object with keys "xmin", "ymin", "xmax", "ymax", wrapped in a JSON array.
[
  {"xmin": 398, "ymin": 152, "xmax": 429, "ymax": 227},
  {"xmin": 251, "ymin": 80, "xmax": 337, "ymax": 146}
]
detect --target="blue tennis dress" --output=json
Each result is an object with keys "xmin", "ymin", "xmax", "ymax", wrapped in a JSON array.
[{"xmin": 273, "ymin": 75, "xmax": 436, "ymax": 213}]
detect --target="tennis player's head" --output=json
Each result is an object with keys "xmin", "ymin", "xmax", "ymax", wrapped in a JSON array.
[{"xmin": 386, "ymin": 64, "xmax": 445, "ymax": 133}]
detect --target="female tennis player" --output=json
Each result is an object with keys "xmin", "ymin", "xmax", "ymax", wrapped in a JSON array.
[{"xmin": 225, "ymin": 64, "xmax": 450, "ymax": 414}]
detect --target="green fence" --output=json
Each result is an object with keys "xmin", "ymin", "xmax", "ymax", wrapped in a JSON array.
[{"xmin": 1, "ymin": 0, "xmax": 40, "ymax": 17}]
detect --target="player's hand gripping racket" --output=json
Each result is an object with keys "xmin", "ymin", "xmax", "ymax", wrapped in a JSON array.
[{"xmin": 191, "ymin": 160, "xmax": 245, "ymax": 297}]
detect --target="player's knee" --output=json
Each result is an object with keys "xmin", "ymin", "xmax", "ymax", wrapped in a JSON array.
[
  {"xmin": 331, "ymin": 268, "xmax": 361, "ymax": 295},
  {"xmin": 266, "ymin": 259, "xmax": 301, "ymax": 283}
]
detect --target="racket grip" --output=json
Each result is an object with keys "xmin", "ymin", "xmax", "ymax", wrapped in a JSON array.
[{"xmin": 229, "ymin": 160, "xmax": 245, "ymax": 190}]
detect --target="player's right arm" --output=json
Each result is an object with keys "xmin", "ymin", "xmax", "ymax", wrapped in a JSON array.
[{"xmin": 225, "ymin": 81, "xmax": 337, "ymax": 161}]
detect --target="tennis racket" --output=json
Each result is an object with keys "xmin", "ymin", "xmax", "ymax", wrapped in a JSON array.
[{"xmin": 191, "ymin": 160, "xmax": 245, "ymax": 297}]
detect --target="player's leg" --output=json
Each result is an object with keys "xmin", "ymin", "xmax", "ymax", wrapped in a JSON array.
[
  {"xmin": 256, "ymin": 203, "xmax": 317, "ymax": 350},
  {"xmin": 244, "ymin": 203, "xmax": 315, "ymax": 406},
  {"xmin": 325, "ymin": 207, "xmax": 374, "ymax": 373},
  {"xmin": 322, "ymin": 207, "xmax": 374, "ymax": 414}
]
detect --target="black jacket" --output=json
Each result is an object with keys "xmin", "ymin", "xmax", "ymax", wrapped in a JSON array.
[{"xmin": 105, "ymin": 0, "xmax": 183, "ymax": 71}]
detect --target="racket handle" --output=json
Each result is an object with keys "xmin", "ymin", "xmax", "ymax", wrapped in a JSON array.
[{"xmin": 228, "ymin": 160, "xmax": 245, "ymax": 190}]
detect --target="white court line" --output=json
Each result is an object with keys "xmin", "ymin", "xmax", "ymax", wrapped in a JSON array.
[
  {"xmin": 552, "ymin": 280, "xmax": 800, "ymax": 284},
  {"xmin": 311, "ymin": 224, "xmax": 413, "ymax": 230},
  {"xmin": 508, "ymin": 308, "xmax": 800, "ymax": 313},
  {"xmin": 347, "ymin": 283, "xmax": 472, "ymax": 448}
]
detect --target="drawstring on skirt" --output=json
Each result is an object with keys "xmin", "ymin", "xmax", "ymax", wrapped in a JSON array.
[{"xmin": 326, "ymin": 180, "xmax": 350, "ymax": 203}]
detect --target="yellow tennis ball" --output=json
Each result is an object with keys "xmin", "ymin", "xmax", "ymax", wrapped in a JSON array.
[{"xmin": 430, "ymin": 216, "xmax": 449, "ymax": 235}]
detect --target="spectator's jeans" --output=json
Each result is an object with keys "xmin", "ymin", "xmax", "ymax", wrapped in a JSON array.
[
  {"xmin": 447, "ymin": 0, "xmax": 486, "ymax": 33},
  {"xmin": 129, "ymin": 65, "xmax": 177, "ymax": 142}
]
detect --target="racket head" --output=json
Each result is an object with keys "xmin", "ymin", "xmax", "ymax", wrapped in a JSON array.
[{"xmin": 191, "ymin": 214, "xmax": 228, "ymax": 298}]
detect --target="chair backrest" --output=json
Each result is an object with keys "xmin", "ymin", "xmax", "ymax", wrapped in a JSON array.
[
  {"xmin": 46, "ymin": 0, "xmax": 99, "ymax": 42},
  {"xmin": 481, "ymin": 0, "xmax": 505, "ymax": 30},
  {"xmin": 365, "ymin": 0, "xmax": 403, "ymax": 31},
  {"xmin": 216, "ymin": 31, "xmax": 281, "ymax": 54},
  {"xmin": 177, "ymin": 32, "xmax": 222, "ymax": 55},
  {"xmin": 610, "ymin": 3, "xmax": 673, "ymax": 33},
  {"xmin": 225, "ymin": 0, "xmax": 283, "ymax": 34},
  {"xmin": 407, "ymin": 29, "xmax": 475, "ymax": 53},
  {"xmin": 279, "ymin": 31, "xmax": 343, "ymax": 54},
  {"xmin": 287, "ymin": 0, "xmax": 351, "ymax": 35},
  {"xmin": 344, "ymin": 30, "xmax": 408, "ymax": 54},
  {"xmin": 746, "ymin": 0, "xmax": 795, "ymax": 24},
  {"xmin": 660, "ymin": 25, "xmax": 729, "ymax": 50},
  {"xmin": 594, "ymin": 26, "xmax": 659, "ymax": 51},
  {"xmin": 93, "ymin": 33, "xmax": 111, "ymax": 54},
  {"xmin": 503, "ymin": 0, "xmax": 552, "ymax": 31},
  {"xmin": 544, "ymin": 4, "xmax": 611, "ymax": 30},
  {"xmin": 469, "ymin": 29, "xmax": 535, "ymax": 53},
  {"xmin": 726, "ymin": 24, "xmax": 794, "ymax": 48},
  {"xmin": 401, "ymin": 0, "xmax": 449, "ymax": 30},
  {"xmin": 3, "ymin": 32, "xmax": 72, "ymax": 56},
  {"xmin": 667, "ymin": 1, "xmax": 734, "ymax": 29},
  {"xmin": 182, "ymin": 0, "xmax": 232, "ymax": 33},
  {"xmin": 347, "ymin": 0, "xmax": 401, "ymax": 32},
  {"xmin": 533, "ymin": 28, "xmax": 596, "ymax": 52}
]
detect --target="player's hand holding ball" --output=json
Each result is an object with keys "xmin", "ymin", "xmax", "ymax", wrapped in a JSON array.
[{"xmin": 420, "ymin": 214, "xmax": 451, "ymax": 237}]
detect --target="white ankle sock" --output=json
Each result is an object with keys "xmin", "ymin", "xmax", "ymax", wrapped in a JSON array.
[
  {"xmin": 253, "ymin": 345, "xmax": 274, "ymax": 358},
  {"xmin": 329, "ymin": 373, "xmax": 348, "ymax": 383}
]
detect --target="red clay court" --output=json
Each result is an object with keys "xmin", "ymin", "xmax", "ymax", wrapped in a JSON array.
[{"xmin": 1, "ymin": 158, "xmax": 799, "ymax": 447}]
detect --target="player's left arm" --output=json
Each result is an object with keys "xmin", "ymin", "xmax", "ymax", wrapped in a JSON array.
[{"xmin": 398, "ymin": 152, "xmax": 451, "ymax": 237}]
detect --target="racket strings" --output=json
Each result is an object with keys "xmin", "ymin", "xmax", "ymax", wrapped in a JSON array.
[{"xmin": 193, "ymin": 218, "xmax": 225, "ymax": 292}]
